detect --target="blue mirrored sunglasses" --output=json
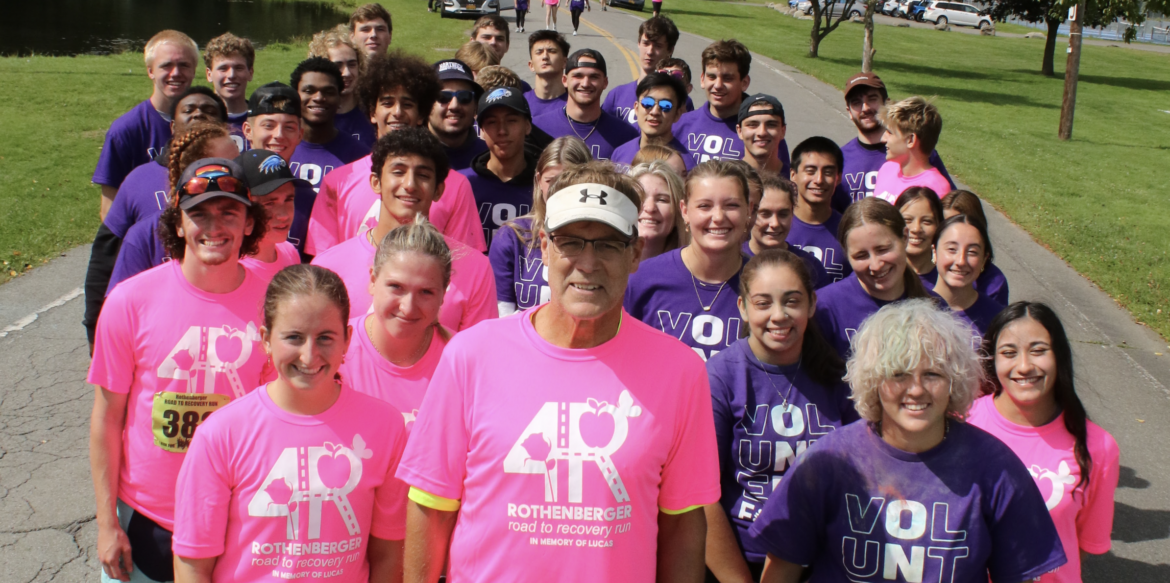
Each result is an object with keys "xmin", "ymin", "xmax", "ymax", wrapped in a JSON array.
[{"xmin": 639, "ymin": 97, "xmax": 674, "ymax": 113}]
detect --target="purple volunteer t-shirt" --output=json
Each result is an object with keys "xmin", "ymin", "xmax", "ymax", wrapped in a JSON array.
[
  {"xmin": 748, "ymin": 421, "xmax": 1067, "ymax": 583},
  {"xmin": 741, "ymin": 241, "xmax": 830, "ymax": 290},
  {"xmin": 835, "ymin": 137, "xmax": 954, "ymax": 211},
  {"xmin": 532, "ymin": 107, "xmax": 639, "ymax": 160},
  {"xmin": 813, "ymin": 273, "xmax": 941, "ymax": 357},
  {"xmin": 459, "ymin": 155, "xmax": 536, "ymax": 248},
  {"xmin": 93, "ymin": 100, "xmax": 173, "ymax": 188},
  {"xmin": 609, "ymin": 136, "xmax": 695, "ymax": 173},
  {"xmin": 953, "ymin": 293, "xmax": 1005, "ymax": 347},
  {"xmin": 227, "ymin": 111, "xmax": 249, "ymax": 153},
  {"xmin": 600, "ymin": 80, "xmax": 695, "ymax": 125},
  {"xmin": 103, "ymin": 157, "xmax": 169, "ymax": 239},
  {"xmin": 334, "ymin": 107, "xmax": 377, "ymax": 149},
  {"xmin": 445, "ymin": 134, "xmax": 489, "ymax": 172},
  {"xmin": 107, "ymin": 219, "xmax": 167, "ymax": 295},
  {"xmin": 290, "ymin": 134, "xmax": 371, "ymax": 193},
  {"xmin": 487, "ymin": 218, "xmax": 548, "ymax": 310},
  {"xmin": 624, "ymin": 248, "xmax": 745, "ymax": 362},
  {"xmin": 920, "ymin": 263, "xmax": 1010, "ymax": 306},
  {"xmin": 708, "ymin": 339, "xmax": 857, "ymax": 563},
  {"xmin": 674, "ymin": 103, "xmax": 790, "ymax": 175},
  {"xmin": 523, "ymin": 90, "xmax": 569, "ymax": 119},
  {"xmin": 787, "ymin": 212, "xmax": 851, "ymax": 284}
]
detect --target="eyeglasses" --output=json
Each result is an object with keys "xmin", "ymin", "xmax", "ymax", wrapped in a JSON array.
[
  {"xmin": 550, "ymin": 235, "xmax": 632, "ymax": 260},
  {"xmin": 657, "ymin": 69, "xmax": 686, "ymax": 81},
  {"xmin": 639, "ymin": 97, "xmax": 674, "ymax": 113},
  {"xmin": 438, "ymin": 90, "xmax": 476, "ymax": 105}
]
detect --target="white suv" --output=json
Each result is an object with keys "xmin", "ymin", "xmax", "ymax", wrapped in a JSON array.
[{"xmin": 924, "ymin": 1, "xmax": 992, "ymax": 28}]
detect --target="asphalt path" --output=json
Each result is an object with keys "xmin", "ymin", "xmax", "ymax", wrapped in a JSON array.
[{"xmin": 1, "ymin": 6, "xmax": 1167, "ymax": 581}]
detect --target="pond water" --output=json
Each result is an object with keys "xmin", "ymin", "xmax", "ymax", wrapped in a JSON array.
[{"xmin": 0, "ymin": 0, "xmax": 351, "ymax": 56}]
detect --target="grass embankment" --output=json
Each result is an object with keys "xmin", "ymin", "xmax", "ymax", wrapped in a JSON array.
[
  {"xmin": 0, "ymin": 0, "xmax": 468, "ymax": 283},
  {"xmin": 651, "ymin": 0, "xmax": 1170, "ymax": 339}
]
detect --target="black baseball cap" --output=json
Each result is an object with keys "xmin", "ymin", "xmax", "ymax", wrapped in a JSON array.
[
  {"xmin": 248, "ymin": 82, "xmax": 301, "ymax": 117},
  {"xmin": 477, "ymin": 86, "xmax": 532, "ymax": 125},
  {"xmin": 235, "ymin": 150, "xmax": 311, "ymax": 196},
  {"xmin": 175, "ymin": 158, "xmax": 251, "ymax": 211},
  {"xmin": 434, "ymin": 59, "xmax": 484, "ymax": 98},
  {"xmin": 737, "ymin": 94, "xmax": 786, "ymax": 125},
  {"xmin": 565, "ymin": 49, "xmax": 607, "ymax": 76}
]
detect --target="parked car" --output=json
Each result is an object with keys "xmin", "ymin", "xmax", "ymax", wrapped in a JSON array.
[
  {"xmin": 439, "ymin": 0, "xmax": 514, "ymax": 18},
  {"xmin": 923, "ymin": 1, "xmax": 993, "ymax": 28},
  {"xmin": 609, "ymin": 0, "xmax": 647, "ymax": 10},
  {"xmin": 906, "ymin": 0, "xmax": 928, "ymax": 21},
  {"xmin": 798, "ymin": 0, "xmax": 864, "ymax": 19},
  {"xmin": 882, "ymin": 0, "xmax": 902, "ymax": 15}
]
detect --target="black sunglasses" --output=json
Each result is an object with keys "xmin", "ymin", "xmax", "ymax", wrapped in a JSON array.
[{"xmin": 439, "ymin": 90, "xmax": 476, "ymax": 105}]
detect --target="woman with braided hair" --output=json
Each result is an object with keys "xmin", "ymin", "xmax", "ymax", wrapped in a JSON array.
[{"xmin": 106, "ymin": 122, "xmax": 240, "ymax": 294}]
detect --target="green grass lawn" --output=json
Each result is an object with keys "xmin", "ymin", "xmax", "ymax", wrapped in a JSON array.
[
  {"xmin": 644, "ymin": 0, "xmax": 1170, "ymax": 339},
  {"xmin": 0, "ymin": 0, "xmax": 469, "ymax": 281}
]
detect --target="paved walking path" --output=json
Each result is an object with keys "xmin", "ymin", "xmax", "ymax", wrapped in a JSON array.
[{"xmin": 1, "ymin": 6, "xmax": 1167, "ymax": 581}]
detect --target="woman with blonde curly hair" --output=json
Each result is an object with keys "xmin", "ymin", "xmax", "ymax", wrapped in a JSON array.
[
  {"xmin": 748, "ymin": 299, "xmax": 1069, "ymax": 583},
  {"xmin": 308, "ymin": 26, "xmax": 374, "ymax": 147}
]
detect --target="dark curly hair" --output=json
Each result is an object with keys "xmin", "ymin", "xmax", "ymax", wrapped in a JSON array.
[
  {"xmin": 371, "ymin": 127, "xmax": 451, "ymax": 188},
  {"xmin": 359, "ymin": 50, "xmax": 441, "ymax": 126},
  {"xmin": 157, "ymin": 199, "xmax": 269, "ymax": 261},
  {"xmin": 290, "ymin": 56, "xmax": 344, "ymax": 94}
]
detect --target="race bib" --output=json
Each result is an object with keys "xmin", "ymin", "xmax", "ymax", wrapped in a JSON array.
[{"xmin": 151, "ymin": 392, "xmax": 231, "ymax": 453}]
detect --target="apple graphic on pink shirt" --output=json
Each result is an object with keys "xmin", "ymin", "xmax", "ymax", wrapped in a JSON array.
[
  {"xmin": 214, "ymin": 326, "xmax": 244, "ymax": 364},
  {"xmin": 579, "ymin": 399, "xmax": 615, "ymax": 449},
  {"xmin": 316, "ymin": 447, "xmax": 353, "ymax": 489}
]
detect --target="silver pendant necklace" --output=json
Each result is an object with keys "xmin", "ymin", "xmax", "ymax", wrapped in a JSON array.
[
  {"xmin": 689, "ymin": 272, "xmax": 729, "ymax": 312},
  {"xmin": 563, "ymin": 107, "xmax": 598, "ymax": 142},
  {"xmin": 755, "ymin": 351, "xmax": 800, "ymax": 409}
]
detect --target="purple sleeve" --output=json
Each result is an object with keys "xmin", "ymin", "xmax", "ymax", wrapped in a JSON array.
[
  {"xmin": 985, "ymin": 457, "xmax": 1068, "ymax": 582},
  {"xmin": 601, "ymin": 87, "xmax": 620, "ymax": 118},
  {"xmin": 747, "ymin": 445, "xmax": 830, "ymax": 565},
  {"xmin": 977, "ymin": 264, "xmax": 1010, "ymax": 306},
  {"xmin": 103, "ymin": 192, "xmax": 136, "ymax": 239},
  {"xmin": 92, "ymin": 130, "xmax": 137, "ymax": 188},
  {"xmin": 488, "ymin": 226, "xmax": 521, "ymax": 304},
  {"xmin": 706, "ymin": 356, "xmax": 737, "ymax": 477},
  {"xmin": 928, "ymin": 150, "xmax": 957, "ymax": 191},
  {"xmin": 107, "ymin": 222, "xmax": 164, "ymax": 296}
]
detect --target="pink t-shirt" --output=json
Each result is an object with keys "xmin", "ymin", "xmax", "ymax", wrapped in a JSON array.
[
  {"xmin": 87, "ymin": 260, "xmax": 271, "ymax": 529},
  {"xmin": 172, "ymin": 384, "xmax": 410, "ymax": 582},
  {"xmin": 304, "ymin": 155, "xmax": 486, "ymax": 256},
  {"xmin": 310, "ymin": 227, "xmax": 498, "ymax": 331},
  {"xmin": 967, "ymin": 395, "xmax": 1120, "ymax": 583},
  {"xmin": 872, "ymin": 160, "xmax": 953, "ymax": 204},
  {"xmin": 339, "ymin": 315, "xmax": 448, "ymax": 432},
  {"xmin": 241, "ymin": 241, "xmax": 300, "ymax": 285},
  {"xmin": 396, "ymin": 308, "xmax": 721, "ymax": 582}
]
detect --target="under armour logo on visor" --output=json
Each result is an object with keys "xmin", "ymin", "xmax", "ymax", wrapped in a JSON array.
[
  {"xmin": 579, "ymin": 188, "xmax": 608, "ymax": 204},
  {"xmin": 259, "ymin": 155, "xmax": 285, "ymax": 173}
]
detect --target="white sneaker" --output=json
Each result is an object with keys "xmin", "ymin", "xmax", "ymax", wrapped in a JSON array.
[{"xmin": 573, "ymin": 30, "xmax": 578, "ymax": 35}]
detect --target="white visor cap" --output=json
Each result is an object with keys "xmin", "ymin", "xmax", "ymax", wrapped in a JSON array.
[{"xmin": 544, "ymin": 182, "xmax": 640, "ymax": 238}]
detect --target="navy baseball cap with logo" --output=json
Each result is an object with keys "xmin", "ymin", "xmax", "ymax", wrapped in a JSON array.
[
  {"xmin": 737, "ymin": 94, "xmax": 786, "ymax": 126},
  {"xmin": 434, "ymin": 59, "xmax": 484, "ymax": 98},
  {"xmin": 175, "ymin": 158, "xmax": 251, "ymax": 211},
  {"xmin": 476, "ymin": 86, "xmax": 532, "ymax": 125},
  {"xmin": 235, "ymin": 149, "xmax": 311, "ymax": 196},
  {"xmin": 247, "ymin": 82, "xmax": 302, "ymax": 117},
  {"xmin": 564, "ymin": 49, "xmax": 608, "ymax": 77}
]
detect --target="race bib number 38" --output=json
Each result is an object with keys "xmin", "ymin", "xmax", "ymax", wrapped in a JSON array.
[{"xmin": 152, "ymin": 392, "xmax": 230, "ymax": 453}]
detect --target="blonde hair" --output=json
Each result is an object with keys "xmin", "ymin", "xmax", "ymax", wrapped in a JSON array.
[
  {"xmin": 631, "ymin": 144, "xmax": 683, "ymax": 168},
  {"xmin": 880, "ymin": 96, "xmax": 943, "ymax": 155},
  {"xmin": 684, "ymin": 158, "xmax": 749, "ymax": 203},
  {"xmin": 544, "ymin": 161, "xmax": 644, "ymax": 234},
  {"xmin": 203, "ymin": 32, "xmax": 255, "ymax": 69},
  {"xmin": 308, "ymin": 26, "xmax": 367, "ymax": 72},
  {"xmin": 628, "ymin": 161, "xmax": 688, "ymax": 253},
  {"xmin": 844, "ymin": 299, "xmax": 982, "ymax": 424},
  {"xmin": 508, "ymin": 136, "xmax": 592, "ymax": 248},
  {"xmin": 145, "ymin": 30, "xmax": 198, "ymax": 68},
  {"xmin": 372, "ymin": 216, "xmax": 453, "ymax": 288},
  {"xmin": 454, "ymin": 40, "xmax": 500, "ymax": 75},
  {"xmin": 476, "ymin": 65, "xmax": 522, "ymax": 93}
]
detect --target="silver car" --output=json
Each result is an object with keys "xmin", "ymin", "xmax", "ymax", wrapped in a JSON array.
[{"xmin": 798, "ymin": 0, "xmax": 864, "ymax": 18}]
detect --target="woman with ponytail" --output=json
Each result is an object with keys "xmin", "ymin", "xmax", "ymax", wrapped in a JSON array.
[
  {"xmin": 106, "ymin": 122, "xmax": 240, "ymax": 292},
  {"xmin": 968, "ymin": 302, "xmax": 1120, "ymax": 583},
  {"xmin": 704, "ymin": 249, "xmax": 856, "ymax": 581},
  {"xmin": 812, "ymin": 197, "xmax": 937, "ymax": 357}
]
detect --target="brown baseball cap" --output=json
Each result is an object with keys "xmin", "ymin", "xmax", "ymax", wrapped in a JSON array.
[{"xmin": 844, "ymin": 72, "xmax": 888, "ymax": 101}]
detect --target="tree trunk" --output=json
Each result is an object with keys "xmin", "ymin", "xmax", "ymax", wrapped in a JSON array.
[
  {"xmin": 1042, "ymin": 16, "xmax": 1060, "ymax": 76},
  {"xmin": 1058, "ymin": 2, "xmax": 1085, "ymax": 139},
  {"xmin": 810, "ymin": 7, "xmax": 822, "ymax": 57},
  {"xmin": 862, "ymin": 0, "xmax": 877, "ymax": 72}
]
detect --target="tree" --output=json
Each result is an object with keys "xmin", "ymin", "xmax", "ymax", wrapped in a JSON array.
[
  {"xmin": 808, "ymin": 0, "xmax": 860, "ymax": 57},
  {"xmin": 990, "ymin": 0, "xmax": 1159, "ymax": 76},
  {"xmin": 862, "ymin": 0, "xmax": 879, "ymax": 72}
]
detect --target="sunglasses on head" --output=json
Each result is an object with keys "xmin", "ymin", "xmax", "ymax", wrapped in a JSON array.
[
  {"xmin": 657, "ymin": 69, "xmax": 686, "ymax": 81},
  {"xmin": 439, "ymin": 90, "xmax": 476, "ymax": 105},
  {"xmin": 639, "ymin": 97, "xmax": 675, "ymax": 113},
  {"xmin": 176, "ymin": 165, "xmax": 248, "ymax": 206}
]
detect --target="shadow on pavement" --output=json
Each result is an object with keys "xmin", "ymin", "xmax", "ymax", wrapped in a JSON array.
[
  {"xmin": 1112, "ymin": 501, "xmax": 1170, "ymax": 544},
  {"xmin": 1119, "ymin": 465, "xmax": 1152, "ymax": 489},
  {"xmin": 1083, "ymin": 552, "xmax": 1170, "ymax": 582}
]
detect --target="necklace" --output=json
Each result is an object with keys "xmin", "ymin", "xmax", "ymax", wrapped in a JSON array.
[
  {"xmin": 368, "ymin": 318, "xmax": 434, "ymax": 366},
  {"xmin": 563, "ymin": 107, "xmax": 598, "ymax": 142},
  {"xmin": 689, "ymin": 272, "xmax": 728, "ymax": 312},
  {"xmin": 754, "ymin": 352, "xmax": 800, "ymax": 409}
]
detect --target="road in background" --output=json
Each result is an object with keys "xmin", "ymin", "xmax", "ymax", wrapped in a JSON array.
[{"xmin": 1, "ymin": 6, "xmax": 1167, "ymax": 581}]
